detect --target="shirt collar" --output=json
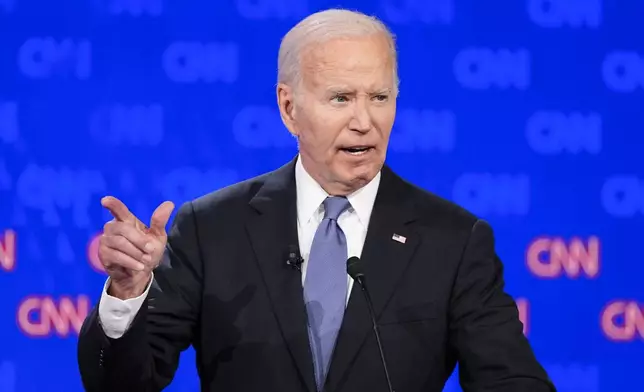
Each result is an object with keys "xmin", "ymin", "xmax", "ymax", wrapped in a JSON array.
[{"xmin": 295, "ymin": 154, "xmax": 381, "ymax": 227}]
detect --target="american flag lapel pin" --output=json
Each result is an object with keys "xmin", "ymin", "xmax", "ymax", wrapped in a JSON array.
[{"xmin": 392, "ymin": 233, "xmax": 406, "ymax": 244}]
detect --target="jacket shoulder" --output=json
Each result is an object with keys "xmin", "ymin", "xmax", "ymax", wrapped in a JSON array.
[
  {"xmin": 400, "ymin": 177, "xmax": 480, "ymax": 230},
  {"xmin": 184, "ymin": 169, "xmax": 275, "ymax": 215}
]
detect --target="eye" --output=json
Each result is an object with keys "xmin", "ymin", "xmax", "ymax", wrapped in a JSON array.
[
  {"xmin": 331, "ymin": 95, "xmax": 349, "ymax": 103},
  {"xmin": 373, "ymin": 94, "xmax": 389, "ymax": 102}
]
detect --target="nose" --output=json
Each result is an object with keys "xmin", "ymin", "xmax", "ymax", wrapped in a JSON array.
[{"xmin": 348, "ymin": 98, "xmax": 372, "ymax": 134}]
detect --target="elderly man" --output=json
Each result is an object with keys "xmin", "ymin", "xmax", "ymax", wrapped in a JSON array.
[{"xmin": 77, "ymin": 8, "xmax": 555, "ymax": 392}]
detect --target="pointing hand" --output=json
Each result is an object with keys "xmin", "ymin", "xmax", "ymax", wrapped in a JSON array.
[{"xmin": 98, "ymin": 196, "xmax": 175, "ymax": 300}]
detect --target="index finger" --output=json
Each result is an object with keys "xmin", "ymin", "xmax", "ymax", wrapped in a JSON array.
[{"xmin": 101, "ymin": 196, "xmax": 136, "ymax": 224}]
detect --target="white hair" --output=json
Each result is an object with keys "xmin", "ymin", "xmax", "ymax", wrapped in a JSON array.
[{"xmin": 277, "ymin": 8, "xmax": 399, "ymax": 94}]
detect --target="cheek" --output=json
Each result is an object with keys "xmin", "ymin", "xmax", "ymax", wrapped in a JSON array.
[
  {"xmin": 374, "ymin": 116, "xmax": 392, "ymax": 131},
  {"xmin": 299, "ymin": 113, "xmax": 343, "ymax": 155},
  {"xmin": 311, "ymin": 111, "xmax": 349, "ymax": 151},
  {"xmin": 374, "ymin": 109, "xmax": 396, "ymax": 134}
]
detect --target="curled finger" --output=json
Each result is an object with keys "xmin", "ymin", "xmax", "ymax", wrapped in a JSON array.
[
  {"xmin": 106, "ymin": 222, "xmax": 151, "ymax": 253},
  {"xmin": 100, "ymin": 245, "xmax": 145, "ymax": 272},
  {"xmin": 102, "ymin": 234, "xmax": 146, "ymax": 263}
]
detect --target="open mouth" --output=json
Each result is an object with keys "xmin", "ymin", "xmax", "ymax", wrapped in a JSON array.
[{"xmin": 340, "ymin": 146, "xmax": 374, "ymax": 155}]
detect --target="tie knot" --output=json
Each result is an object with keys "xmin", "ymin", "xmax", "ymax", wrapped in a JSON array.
[{"xmin": 322, "ymin": 196, "xmax": 350, "ymax": 221}]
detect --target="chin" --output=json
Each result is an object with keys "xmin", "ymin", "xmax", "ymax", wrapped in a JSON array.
[
  {"xmin": 327, "ymin": 153, "xmax": 384, "ymax": 193},
  {"xmin": 344, "ymin": 164, "xmax": 379, "ymax": 188}
]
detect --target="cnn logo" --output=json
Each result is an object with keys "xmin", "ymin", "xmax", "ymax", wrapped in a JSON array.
[
  {"xmin": 159, "ymin": 167, "xmax": 238, "ymax": 202},
  {"xmin": 233, "ymin": 106, "xmax": 294, "ymax": 148},
  {"xmin": 18, "ymin": 38, "xmax": 91, "ymax": 80},
  {"xmin": 390, "ymin": 109, "xmax": 455, "ymax": 153},
  {"xmin": 601, "ymin": 176, "xmax": 644, "ymax": 218},
  {"xmin": 454, "ymin": 48, "xmax": 530, "ymax": 90},
  {"xmin": 89, "ymin": 104, "xmax": 164, "ymax": 147},
  {"xmin": 526, "ymin": 236, "xmax": 600, "ymax": 279},
  {"xmin": 16, "ymin": 164, "xmax": 106, "ymax": 228},
  {"xmin": 0, "ymin": 229, "xmax": 16, "ymax": 272},
  {"xmin": 528, "ymin": 0, "xmax": 601, "ymax": 28},
  {"xmin": 601, "ymin": 301, "xmax": 644, "ymax": 342},
  {"xmin": 603, "ymin": 52, "xmax": 644, "ymax": 92},
  {"xmin": 17, "ymin": 296, "xmax": 90, "ymax": 337},
  {"xmin": 88, "ymin": 232, "xmax": 105, "ymax": 274},
  {"xmin": 163, "ymin": 41, "xmax": 238, "ymax": 83},
  {"xmin": 452, "ymin": 173, "xmax": 530, "ymax": 217},
  {"xmin": 526, "ymin": 111, "xmax": 602, "ymax": 155}
]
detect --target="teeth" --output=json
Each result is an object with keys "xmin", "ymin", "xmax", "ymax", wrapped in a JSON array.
[{"xmin": 345, "ymin": 147, "xmax": 370, "ymax": 155}]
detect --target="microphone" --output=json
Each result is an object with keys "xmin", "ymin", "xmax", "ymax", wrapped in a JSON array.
[
  {"xmin": 286, "ymin": 244, "xmax": 303, "ymax": 271},
  {"xmin": 346, "ymin": 256, "xmax": 395, "ymax": 392}
]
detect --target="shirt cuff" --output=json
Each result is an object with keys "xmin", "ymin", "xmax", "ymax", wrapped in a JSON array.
[{"xmin": 97, "ymin": 273, "xmax": 153, "ymax": 339}]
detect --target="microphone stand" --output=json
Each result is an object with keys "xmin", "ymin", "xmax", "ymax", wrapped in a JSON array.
[{"xmin": 355, "ymin": 276, "xmax": 395, "ymax": 392}]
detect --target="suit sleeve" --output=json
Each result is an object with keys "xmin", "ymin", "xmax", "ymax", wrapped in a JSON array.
[
  {"xmin": 77, "ymin": 201, "xmax": 203, "ymax": 392},
  {"xmin": 448, "ymin": 219, "xmax": 556, "ymax": 392}
]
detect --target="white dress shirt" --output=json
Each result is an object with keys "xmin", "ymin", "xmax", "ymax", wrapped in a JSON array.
[
  {"xmin": 98, "ymin": 156, "xmax": 381, "ymax": 339},
  {"xmin": 294, "ymin": 155, "xmax": 380, "ymax": 298}
]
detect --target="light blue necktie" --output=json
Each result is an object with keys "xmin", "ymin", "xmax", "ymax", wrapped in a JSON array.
[{"xmin": 303, "ymin": 196, "xmax": 351, "ymax": 391}]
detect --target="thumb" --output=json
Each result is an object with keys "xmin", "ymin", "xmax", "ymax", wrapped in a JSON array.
[{"xmin": 149, "ymin": 201, "xmax": 175, "ymax": 237}]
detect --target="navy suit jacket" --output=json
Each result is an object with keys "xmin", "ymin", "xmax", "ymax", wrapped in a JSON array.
[{"xmin": 77, "ymin": 158, "xmax": 556, "ymax": 391}]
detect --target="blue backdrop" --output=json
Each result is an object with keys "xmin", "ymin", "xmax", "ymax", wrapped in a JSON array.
[{"xmin": 1, "ymin": 0, "xmax": 642, "ymax": 391}]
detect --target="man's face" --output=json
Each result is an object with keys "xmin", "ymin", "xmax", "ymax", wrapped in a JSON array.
[{"xmin": 278, "ymin": 33, "xmax": 397, "ymax": 195}]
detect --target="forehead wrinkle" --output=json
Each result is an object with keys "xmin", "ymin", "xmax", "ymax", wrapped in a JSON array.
[
  {"xmin": 300, "ymin": 34, "xmax": 392, "ymax": 79},
  {"xmin": 300, "ymin": 43, "xmax": 394, "ymax": 94},
  {"xmin": 300, "ymin": 45, "xmax": 345, "ymax": 89}
]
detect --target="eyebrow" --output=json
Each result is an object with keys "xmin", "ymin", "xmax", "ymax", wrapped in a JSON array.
[
  {"xmin": 326, "ymin": 86, "xmax": 351, "ymax": 94},
  {"xmin": 326, "ymin": 87, "xmax": 393, "ymax": 94},
  {"xmin": 373, "ymin": 88, "xmax": 393, "ymax": 94}
]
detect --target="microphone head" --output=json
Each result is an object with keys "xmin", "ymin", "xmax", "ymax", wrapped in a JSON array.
[
  {"xmin": 346, "ymin": 256, "xmax": 364, "ymax": 280},
  {"xmin": 288, "ymin": 244, "xmax": 299, "ymax": 259}
]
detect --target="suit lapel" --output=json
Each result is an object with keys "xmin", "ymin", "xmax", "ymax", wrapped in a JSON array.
[
  {"xmin": 325, "ymin": 165, "xmax": 420, "ymax": 392},
  {"xmin": 245, "ymin": 158, "xmax": 317, "ymax": 392}
]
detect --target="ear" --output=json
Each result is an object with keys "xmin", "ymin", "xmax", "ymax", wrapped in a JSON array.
[{"xmin": 277, "ymin": 82, "xmax": 299, "ymax": 137}]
